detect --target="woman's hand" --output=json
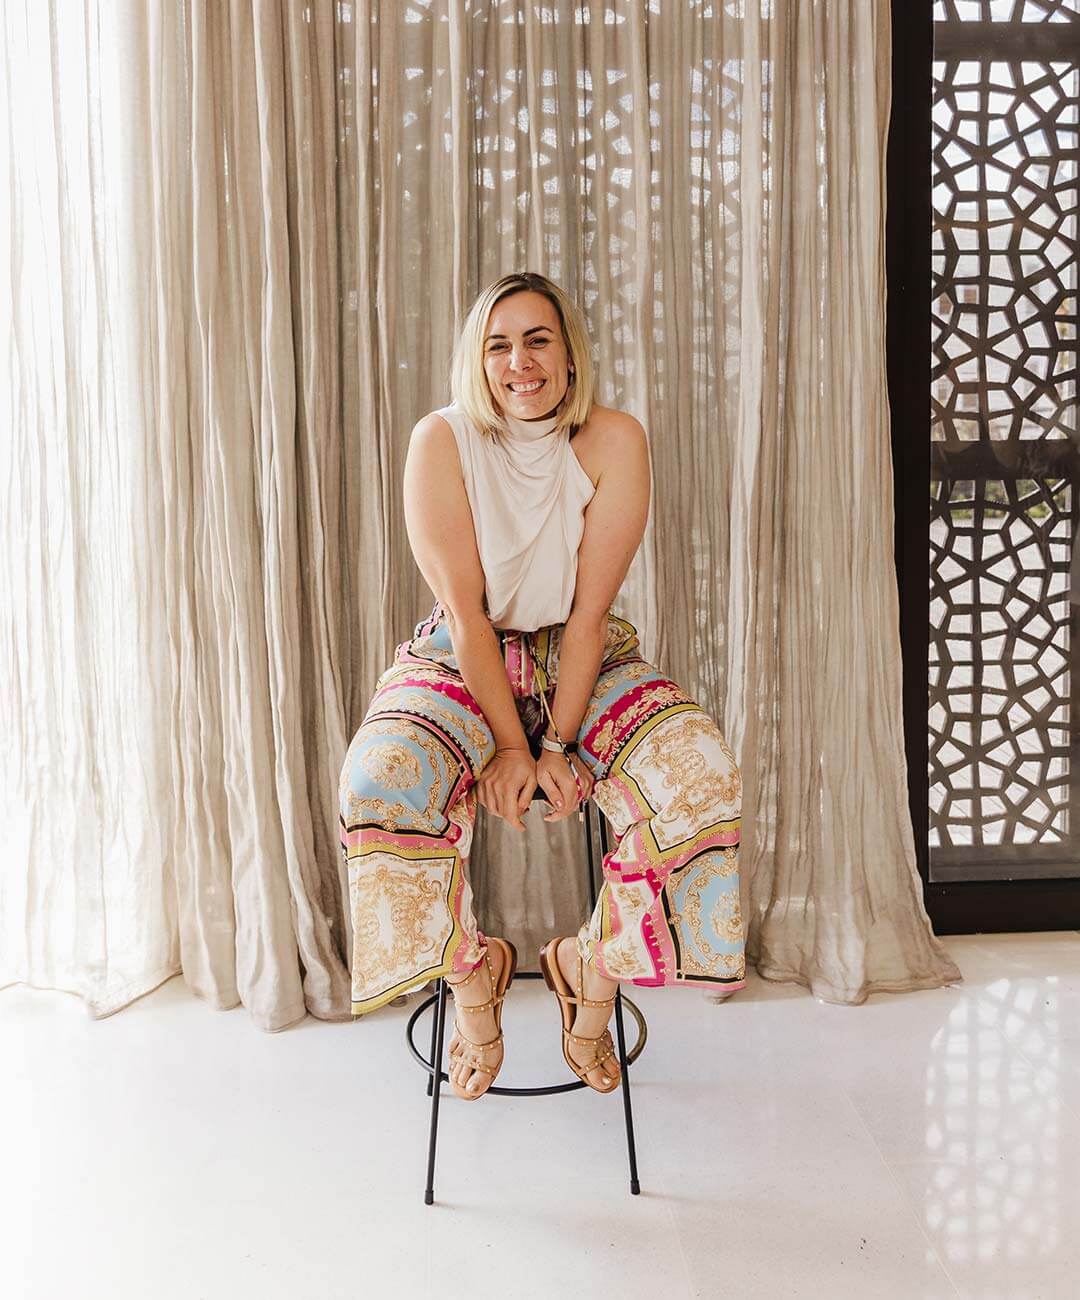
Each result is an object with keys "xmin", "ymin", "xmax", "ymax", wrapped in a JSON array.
[
  {"xmin": 476, "ymin": 746, "xmax": 537, "ymax": 832},
  {"xmin": 535, "ymin": 749, "xmax": 594, "ymax": 823}
]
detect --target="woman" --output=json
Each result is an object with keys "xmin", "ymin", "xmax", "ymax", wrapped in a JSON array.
[{"xmin": 339, "ymin": 271, "xmax": 744, "ymax": 1102}]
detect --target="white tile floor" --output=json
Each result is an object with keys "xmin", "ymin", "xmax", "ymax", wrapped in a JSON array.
[{"xmin": 3, "ymin": 932, "xmax": 1079, "ymax": 1300}]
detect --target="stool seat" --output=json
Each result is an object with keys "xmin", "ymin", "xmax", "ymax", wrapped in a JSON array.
[{"xmin": 407, "ymin": 797, "xmax": 645, "ymax": 1204}]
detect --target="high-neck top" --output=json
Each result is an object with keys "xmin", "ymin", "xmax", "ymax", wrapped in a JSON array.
[{"xmin": 434, "ymin": 399, "xmax": 596, "ymax": 631}]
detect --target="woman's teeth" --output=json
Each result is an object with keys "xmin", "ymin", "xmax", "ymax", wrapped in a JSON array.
[{"xmin": 508, "ymin": 380, "xmax": 544, "ymax": 393}]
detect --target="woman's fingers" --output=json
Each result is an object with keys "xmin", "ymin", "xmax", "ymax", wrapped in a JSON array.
[
  {"xmin": 535, "ymin": 768, "xmax": 565, "ymax": 811},
  {"xmin": 480, "ymin": 774, "xmax": 526, "ymax": 831},
  {"xmin": 572, "ymin": 755, "xmax": 594, "ymax": 802},
  {"xmin": 541, "ymin": 760, "xmax": 580, "ymax": 823},
  {"xmin": 514, "ymin": 772, "xmax": 534, "ymax": 819},
  {"xmin": 548, "ymin": 762, "xmax": 576, "ymax": 806},
  {"xmin": 504, "ymin": 777, "xmax": 527, "ymax": 830},
  {"xmin": 476, "ymin": 752, "xmax": 592, "ymax": 831},
  {"xmin": 488, "ymin": 779, "xmax": 510, "ymax": 823}
]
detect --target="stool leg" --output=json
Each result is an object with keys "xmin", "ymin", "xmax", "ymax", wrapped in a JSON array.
[
  {"xmin": 424, "ymin": 977, "xmax": 449, "ymax": 1205},
  {"xmin": 426, "ymin": 979, "xmax": 439, "ymax": 1098},
  {"xmin": 597, "ymin": 814, "xmax": 642, "ymax": 1195},
  {"xmin": 612, "ymin": 989, "xmax": 641, "ymax": 1194}
]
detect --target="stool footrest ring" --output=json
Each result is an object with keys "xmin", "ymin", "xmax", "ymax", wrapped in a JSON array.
[{"xmin": 405, "ymin": 971, "xmax": 648, "ymax": 1097}]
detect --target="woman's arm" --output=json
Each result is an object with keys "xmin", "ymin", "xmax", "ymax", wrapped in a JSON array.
[
  {"xmin": 402, "ymin": 414, "xmax": 534, "ymax": 829},
  {"xmin": 547, "ymin": 412, "xmax": 652, "ymax": 744}
]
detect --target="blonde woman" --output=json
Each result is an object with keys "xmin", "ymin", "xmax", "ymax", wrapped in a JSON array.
[{"xmin": 339, "ymin": 271, "xmax": 744, "ymax": 1101}]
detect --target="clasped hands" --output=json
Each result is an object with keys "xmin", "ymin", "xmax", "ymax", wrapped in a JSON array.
[{"xmin": 475, "ymin": 744, "xmax": 595, "ymax": 831}]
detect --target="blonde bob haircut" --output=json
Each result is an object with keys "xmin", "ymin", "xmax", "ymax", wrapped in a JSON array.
[{"xmin": 448, "ymin": 271, "xmax": 595, "ymax": 440}]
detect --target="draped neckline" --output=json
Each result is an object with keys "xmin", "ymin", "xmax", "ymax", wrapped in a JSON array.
[{"xmin": 501, "ymin": 409, "xmax": 561, "ymax": 441}]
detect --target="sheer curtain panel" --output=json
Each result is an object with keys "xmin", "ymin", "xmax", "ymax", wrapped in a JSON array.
[{"xmin": 0, "ymin": 0, "xmax": 960, "ymax": 1032}]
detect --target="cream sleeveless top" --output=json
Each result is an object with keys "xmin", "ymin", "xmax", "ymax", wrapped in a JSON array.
[{"xmin": 434, "ymin": 400, "xmax": 596, "ymax": 631}]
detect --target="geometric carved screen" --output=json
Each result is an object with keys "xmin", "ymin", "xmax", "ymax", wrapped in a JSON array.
[{"xmin": 930, "ymin": 1, "xmax": 1080, "ymax": 880}]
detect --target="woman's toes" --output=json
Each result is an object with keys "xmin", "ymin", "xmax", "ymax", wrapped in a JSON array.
[
  {"xmin": 462, "ymin": 1062, "xmax": 486, "ymax": 1095},
  {"xmin": 588, "ymin": 1057, "xmax": 615, "ymax": 1088}
]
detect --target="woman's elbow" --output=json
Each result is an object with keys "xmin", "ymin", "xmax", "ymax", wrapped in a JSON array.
[{"xmin": 442, "ymin": 598, "xmax": 490, "ymax": 637}]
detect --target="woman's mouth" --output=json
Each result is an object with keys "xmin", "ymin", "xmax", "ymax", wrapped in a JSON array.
[{"xmin": 506, "ymin": 378, "xmax": 546, "ymax": 395}]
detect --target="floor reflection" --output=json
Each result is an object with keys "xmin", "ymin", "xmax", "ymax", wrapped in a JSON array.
[{"xmin": 898, "ymin": 936, "xmax": 1078, "ymax": 1295}]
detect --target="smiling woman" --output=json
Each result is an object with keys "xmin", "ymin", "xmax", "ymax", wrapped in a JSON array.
[{"xmin": 338, "ymin": 271, "xmax": 746, "ymax": 1102}]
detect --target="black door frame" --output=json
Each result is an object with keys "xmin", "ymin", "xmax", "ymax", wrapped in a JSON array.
[{"xmin": 886, "ymin": 0, "xmax": 1080, "ymax": 932}]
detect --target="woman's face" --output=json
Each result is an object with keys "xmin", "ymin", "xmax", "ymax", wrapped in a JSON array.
[{"xmin": 482, "ymin": 290, "xmax": 572, "ymax": 421}]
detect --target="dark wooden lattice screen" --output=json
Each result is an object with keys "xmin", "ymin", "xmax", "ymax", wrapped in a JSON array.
[{"xmin": 930, "ymin": 0, "xmax": 1080, "ymax": 881}]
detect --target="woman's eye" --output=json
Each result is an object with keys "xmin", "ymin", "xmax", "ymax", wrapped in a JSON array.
[{"xmin": 488, "ymin": 339, "xmax": 549, "ymax": 351}]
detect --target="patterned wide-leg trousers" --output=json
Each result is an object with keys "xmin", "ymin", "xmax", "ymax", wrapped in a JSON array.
[{"xmin": 339, "ymin": 602, "xmax": 745, "ymax": 1016}]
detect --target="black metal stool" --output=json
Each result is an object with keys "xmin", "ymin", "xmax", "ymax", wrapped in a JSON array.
[{"xmin": 405, "ymin": 797, "xmax": 648, "ymax": 1205}]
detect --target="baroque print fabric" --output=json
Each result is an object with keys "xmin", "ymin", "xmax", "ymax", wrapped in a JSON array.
[{"xmin": 339, "ymin": 603, "xmax": 745, "ymax": 1015}]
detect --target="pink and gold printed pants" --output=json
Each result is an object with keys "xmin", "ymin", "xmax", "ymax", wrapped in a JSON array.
[{"xmin": 339, "ymin": 603, "xmax": 744, "ymax": 1015}]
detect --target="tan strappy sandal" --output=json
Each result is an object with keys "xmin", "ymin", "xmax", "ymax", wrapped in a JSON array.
[
  {"xmin": 444, "ymin": 936, "xmax": 517, "ymax": 1101},
  {"xmin": 538, "ymin": 936, "xmax": 621, "ymax": 1094}
]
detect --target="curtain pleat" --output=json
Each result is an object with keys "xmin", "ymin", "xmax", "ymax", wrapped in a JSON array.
[{"xmin": 0, "ymin": 0, "xmax": 959, "ymax": 1032}]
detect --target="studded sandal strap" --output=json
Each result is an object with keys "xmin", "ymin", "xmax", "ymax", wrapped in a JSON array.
[
  {"xmin": 459, "ymin": 1057, "xmax": 498, "ymax": 1076},
  {"xmin": 566, "ymin": 1028, "xmax": 616, "ymax": 1068},
  {"xmin": 564, "ymin": 1032, "xmax": 616, "ymax": 1074},
  {"xmin": 451, "ymin": 1024, "xmax": 502, "ymax": 1049},
  {"xmin": 575, "ymin": 948, "xmax": 616, "ymax": 1007},
  {"xmin": 456, "ymin": 1033, "xmax": 504, "ymax": 1073},
  {"xmin": 447, "ymin": 948, "xmax": 505, "ymax": 1013},
  {"xmin": 568, "ymin": 1026, "xmax": 614, "ymax": 1046},
  {"xmin": 450, "ymin": 989, "xmax": 504, "ymax": 1013},
  {"xmin": 587, "ymin": 1042, "xmax": 617, "ymax": 1071},
  {"xmin": 550, "ymin": 988, "xmax": 615, "ymax": 1010},
  {"xmin": 458, "ymin": 1031, "xmax": 502, "ymax": 1052},
  {"xmin": 445, "ymin": 961, "xmax": 482, "ymax": 988}
]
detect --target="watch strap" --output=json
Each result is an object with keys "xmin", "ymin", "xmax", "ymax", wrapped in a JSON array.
[{"xmin": 541, "ymin": 733, "xmax": 579, "ymax": 756}]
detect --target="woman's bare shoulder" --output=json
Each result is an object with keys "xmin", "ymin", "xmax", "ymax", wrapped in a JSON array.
[
  {"xmin": 409, "ymin": 409, "xmax": 461, "ymax": 452},
  {"xmin": 577, "ymin": 402, "xmax": 645, "ymax": 439},
  {"xmin": 405, "ymin": 410, "xmax": 465, "ymax": 481},
  {"xmin": 573, "ymin": 404, "xmax": 647, "ymax": 477},
  {"xmin": 412, "ymin": 408, "xmax": 455, "ymax": 439}
]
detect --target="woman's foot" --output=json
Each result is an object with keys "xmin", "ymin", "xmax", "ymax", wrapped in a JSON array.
[
  {"xmin": 444, "ymin": 941, "xmax": 509, "ymax": 1099},
  {"xmin": 555, "ymin": 936, "xmax": 621, "ymax": 1091}
]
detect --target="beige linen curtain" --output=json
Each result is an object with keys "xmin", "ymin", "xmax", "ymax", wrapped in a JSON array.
[{"xmin": 0, "ymin": 0, "xmax": 960, "ymax": 1033}]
